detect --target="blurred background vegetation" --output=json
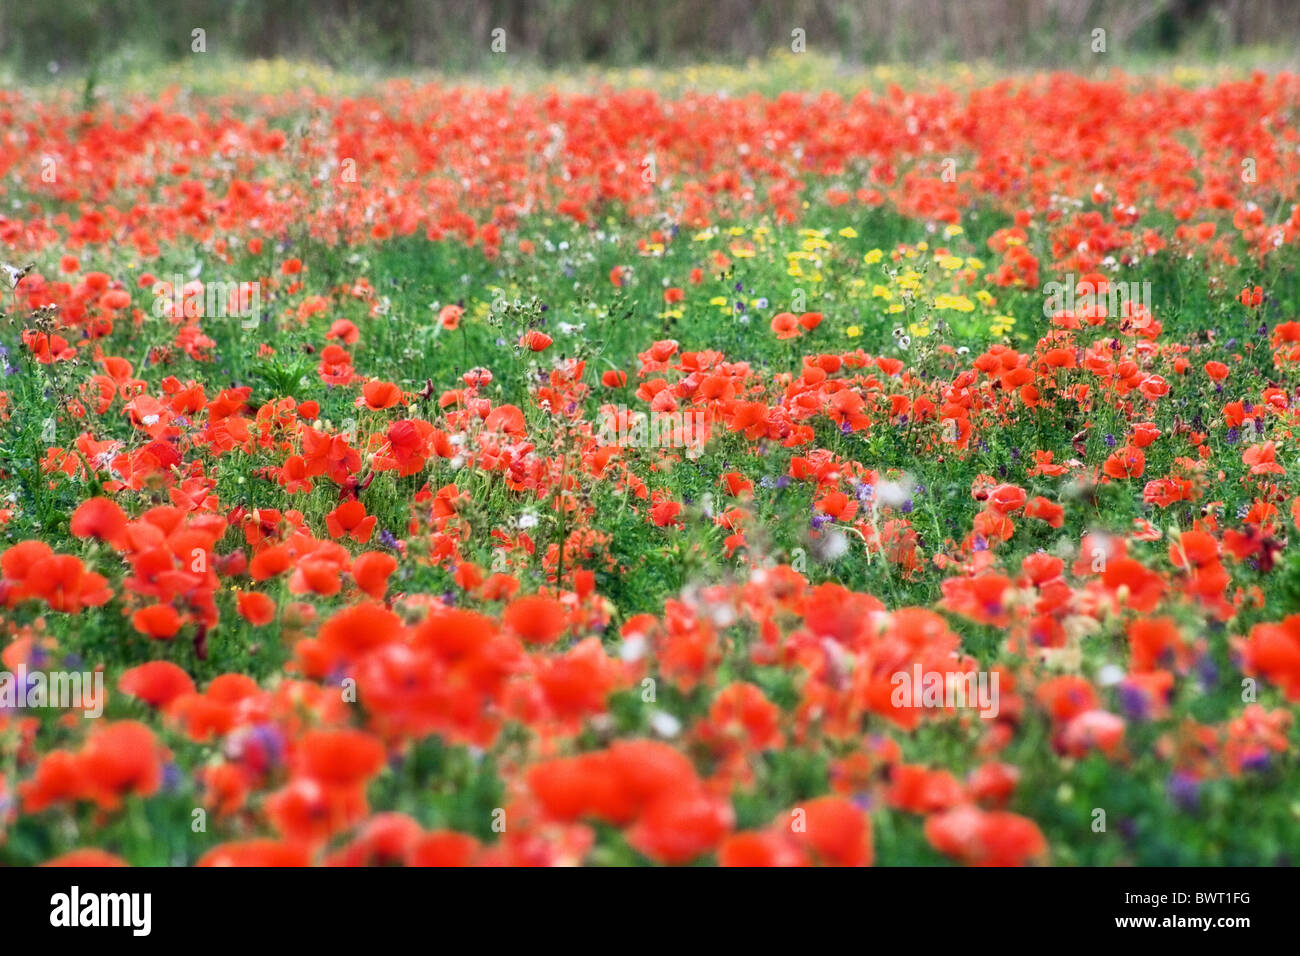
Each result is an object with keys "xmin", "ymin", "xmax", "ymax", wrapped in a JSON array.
[{"xmin": 1, "ymin": 0, "xmax": 1298, "ymax": 78}]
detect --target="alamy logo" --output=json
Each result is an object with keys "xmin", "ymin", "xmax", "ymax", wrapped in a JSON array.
[
  {"xmin": 0, "ymin": 667, "xmax": 104, "ymax": 718},
  {"xmin": 1042, "ymin": 273, "xmax": 1152, "ymax": 319},
  {"xmin": 890, "ymin": 664, "xmax": 1000, "ymax": 719},
  {"xmin": 50, "ymin": 887, "xmax": 151, "ymax": 936},
  {"xmin": 152, "ymin": 274, "xmax": 262, "ymax": 329},
  {"xmin": 595, "ymin": 405, "xmax": 710, "ymax": 459}
]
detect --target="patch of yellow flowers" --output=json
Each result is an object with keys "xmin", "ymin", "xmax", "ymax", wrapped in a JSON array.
[{"xmin": 671, "ymin": 222, "xmax": 1022, "ymax": 341}]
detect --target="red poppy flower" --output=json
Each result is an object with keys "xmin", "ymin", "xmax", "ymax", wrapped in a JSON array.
[
  {"xmin": 42, "ymin": 849, "xmax": 128, "ymax": 867},
  {"xmin": 197, "ymin": 840, "xmax": 312, "ymax": 867},
  {"xmin": 504, "ymin": 594, "xmax": 568, "ymax": 645},
  {"xmin": 326, "ymin": 500, "xmax": 378, "ymax": 543},
  {"xmin": 132, "ymin": 603, "xmax": 182, "ymax": 639},
  {"xmin": 237, "ymin": 591, "xmax": 277, "ymax": 626},
  {"xmin": 1103, "ymin": 445, "xmax": 1145, "ymax": 479},
  {"xmin": 79, "ymin": 721, "xmax": 165, "ymax": 809},
  {"xmin": 770, "ymin": 312, "xmax": 801, "ymax": 339},
  {"xmin": 520, "ymin": 330, "xmax": 553, "ymax": 351},
  {"xmin": 361, "ymin": 380, "xmax": 403, "ymax": 410},
  {"xmin": 69, "ymin": 497, "xmax": 129, "ymax": 546},
  {"xmin": 118, "ymin": 661, "xmax": 196, "ymax": 708}
]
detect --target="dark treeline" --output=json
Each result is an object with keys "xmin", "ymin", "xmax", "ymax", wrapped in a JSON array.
[{"xmin": 2, "ymin": 0, "xmax": 1298, "ymax": 72}]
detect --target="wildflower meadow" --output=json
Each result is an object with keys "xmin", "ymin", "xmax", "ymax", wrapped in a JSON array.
[{"xmin": 1, "ymin": 3, "xmax": 1299, "ymax": 895}]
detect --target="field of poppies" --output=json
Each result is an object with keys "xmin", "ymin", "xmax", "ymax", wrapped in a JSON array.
[{"xmin": 1, "ymin": 56, "xmax": 1299, "ymax": 867}]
